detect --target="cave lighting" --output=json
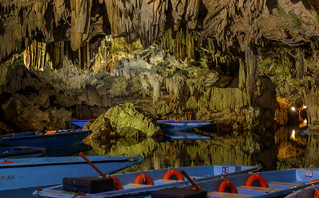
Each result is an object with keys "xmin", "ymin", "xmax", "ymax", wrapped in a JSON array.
[
  {"xmin": 291, "ymin": 107, "xmax": 296, "ymax": 111},
  {"xmin": 303, "ymin": 105, "xmax": 307, "ymax": 109},
  {"xmin": 290, "ymin": 130, "xmax": 296, "ymax": 139},
  {"xmin": 304, "ymin": 119, "xmax": 307, "ymax": 124}
]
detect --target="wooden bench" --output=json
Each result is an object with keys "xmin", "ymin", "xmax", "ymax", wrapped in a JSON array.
[
  {"xmin": 189, "ymin": 176, "xmax": 204, "ymax": 180},
  {"xmin": 208, "ymin": 192, "xmax": 251, "ymax": 197},
  {"xmin": 237, "ymin": 186, "xmax": 280, "ymax": 192},
  {"xmin": 122, "ymin": 183, "xmax": 151, "ymax": 188},
  {"xmin": 153, "ymin": 179, "xmax": 183, "ymax": 183},
  {"xmin": 268, "ymin": 181, "xmax": 298, "ymax": 186}
]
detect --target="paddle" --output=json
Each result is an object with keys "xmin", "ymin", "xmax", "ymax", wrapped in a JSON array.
[
  {"xmin": 180, "ymin": 170, "xmax": 201, "ymax": 190},
  {"xmin": 79, "ymin": 152, "xmax": 107, "ymax": 179}
]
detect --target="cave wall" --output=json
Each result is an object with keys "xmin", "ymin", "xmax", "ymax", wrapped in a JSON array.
[{"xmin": 1, "ymin": 0, "xmax": 319, "ymax": 132}]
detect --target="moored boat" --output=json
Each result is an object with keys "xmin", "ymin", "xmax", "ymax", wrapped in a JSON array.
[
  {"xmin": 0, "ymin": 154, "xmax": 142, "ymax": 191},
  {"xmin": 33, "ymin": 164, "xmax": 260, "ymax": 198},
  {"xmin": 284, "ymin": 182, "xmax": 319, "ymax": 198},
  {"xmin": 0, "ymin": 146, "xmax": 46, "ymax": 158},
  {"xmin": 0, "ymin": 129, "xmax": 92, "ymax": 147},
  {"xmin": 68, "ymin": 118, "xmax": 97, "ymax": 128},
  {"xmin": 151, "ymin": 168, "xmax": 319, "ymax": 198}
]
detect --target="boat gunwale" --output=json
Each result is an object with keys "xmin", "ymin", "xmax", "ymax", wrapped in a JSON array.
[
  {"xmin": 0, "ymin": 130, "xmax": 92, "ymax": 141},
  {"xmin": 0, "ymin": 156, "xmax": 142, "ymax": 168}
]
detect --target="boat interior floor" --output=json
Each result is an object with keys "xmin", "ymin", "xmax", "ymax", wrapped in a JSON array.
[
  {"xmin": 207, "ymin": 181, "xmax": 299, "ymax": 198},
  {"xmin": 123, "ymin": 177, "xmax": 205, "ymax": 189}
]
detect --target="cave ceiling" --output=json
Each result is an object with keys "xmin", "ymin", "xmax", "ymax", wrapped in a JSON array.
[{"xmin": 0, "ymin": 0, "xmax": 319, "ymax": 63}]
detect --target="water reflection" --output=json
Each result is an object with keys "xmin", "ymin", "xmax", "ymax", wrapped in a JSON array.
[
  {"xmin": 87, "ymin": 131, "xmax": 278, "ymax": 172},
  {"xmin": 275, "ymin": 127, "xmax": 306, "ymax": 169},
  {"xmin": 304, "ymin": 131, "xmax": 319, "ymax": 168},
  {"xmin": 84, "ymin": 126, "xmax": 319, "ymax": 173}
]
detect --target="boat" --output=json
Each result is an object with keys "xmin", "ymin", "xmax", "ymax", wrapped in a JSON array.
[
  {"xmin": 284, "ymin": 182, "xmax": 319, "ymax": 198},
  {"xmin": 0, "ymin": 146, "xmax": 46, "ymax": 158},
  {"xmin": 0, "ymin": 154, "xmax": 142, "ymax": 191},
  {"xmin": 33, "ymin": 164, "xmax": 261, "ymax": 198},
  {"xmin": 68, "ymin": 118, "xmax": 97, "ymax": 128},
  {"xmin": 0, "ymin": 129, "xmax": 92, "ymax": 147},
  {"xmin": 151, "ymin": 168, "xmax": 319, "ymax": 198},
  {"xmin": 157, "ymin": 120, "xmax": 211, "ymax": 132}
]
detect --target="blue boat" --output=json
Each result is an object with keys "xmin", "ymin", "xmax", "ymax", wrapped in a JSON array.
[
  {"xmin": 151, "ymin": 168, "xmax": 319, "ymax": 198},
  {"xmin": 0, "ymin": 146, "xmax": 46, "ymax": 158},
  {"xmin": 0, "ymin": 129, "xmax": 92, "ymax": 147},
  {"xmin": 33, "ymin": 164, "xmax": 260, "ymax": 198},
  {"xmin": 0, "ymin": 155, "xmax": 142, "ymax": 191},
  {"xmin": 157, "ymin": 120, "xmax": 211, "ymax": 132},
  {"xmin": 68, "ymin": 118, "xmax": 97, "ymax": 128},
  {"xmin": 284, "ymin": 182, "xmax": 319, "ymax": 198}
]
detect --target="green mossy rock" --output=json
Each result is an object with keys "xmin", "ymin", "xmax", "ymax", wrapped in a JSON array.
[
  {"xmin": 83, "ymin": 102, "xmax": 163, "ymax": 146},
  {"xmin": 105, "ymin": 103, "xmax": 162, "ymax": 137}
]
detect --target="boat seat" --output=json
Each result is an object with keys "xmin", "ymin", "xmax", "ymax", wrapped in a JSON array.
[
  {"xmin": 122, "ymin": 183, "xmax": 151, "ymax": 188},
  {"xmin": 153, "ymin": 179, "xmax": 182, "ymax": 183},
  {"xmin": 207, "ymin": 191, "xmax": 251, "ymax": 197},
  {"xmin": 237, "ymin": 186, "xmax": 280, "ymax": 192},
  {"xmin": 188, "ymin": 176, "xmax": 203, "ymax": 180},
  {"xmin": 267, "ymin": 181, "xmax": 298, "ymax": 186}
]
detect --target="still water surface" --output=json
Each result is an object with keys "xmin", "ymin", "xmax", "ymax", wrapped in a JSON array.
[{"xmin": 83, "ymin": 125, "xmax": 315, "ymax": 173}]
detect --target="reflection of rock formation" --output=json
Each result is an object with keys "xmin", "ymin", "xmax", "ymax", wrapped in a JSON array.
[
  {"xmin": 90, "ymin": 133, "xmax": 276, "ymax": 171},
  {"xmin": 304, "ymin": 133, "xmax": 319, "ymax": 168},
  {"xmin": 275, "ymin": 127, "xmax": 307, "ymax": 169}
]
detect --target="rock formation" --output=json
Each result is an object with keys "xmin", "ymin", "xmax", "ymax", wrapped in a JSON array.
[
  {"xmin": 82, "ymin": 102, "xmax": 162, "ymax": 145},
  {"xmin": 1, "ymin": 0, "xmax": 319, "ymax": 132}
]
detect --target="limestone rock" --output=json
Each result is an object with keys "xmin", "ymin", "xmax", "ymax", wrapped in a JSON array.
[{"xmin": 83, "ymin": 102, "xmax": 163, "ymax": 146}]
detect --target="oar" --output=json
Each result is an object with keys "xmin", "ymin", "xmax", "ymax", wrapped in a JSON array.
[
  {"xmin": 180, "ymin": 170, "xmax": 201, "ymax": 190},
  {"xmin": 79, "ymin": 152, "xmax": 107, "ymax": 179}
]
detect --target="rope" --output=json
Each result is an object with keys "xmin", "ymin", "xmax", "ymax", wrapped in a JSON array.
[{"xmin": 140, "ymin": 170, "xmax": 146, "ymax": 183}]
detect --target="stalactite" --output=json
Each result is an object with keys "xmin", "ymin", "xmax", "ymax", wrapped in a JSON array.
[
  {"xmin": 245, "ymin": 42, "xmax": 257, "ymax": 105},
  {"xmin": 70, "ymin": 0, "xmax": 92, "ymax": 51}
]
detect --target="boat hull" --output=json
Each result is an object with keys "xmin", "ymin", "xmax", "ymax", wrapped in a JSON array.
[
  {"xmin": 0, "ymin": 155, "xmax": 142, "ymax": 191},
  {"xmin": 0, "ymin": 130, "xmax": 92, "ymax": 147}
]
